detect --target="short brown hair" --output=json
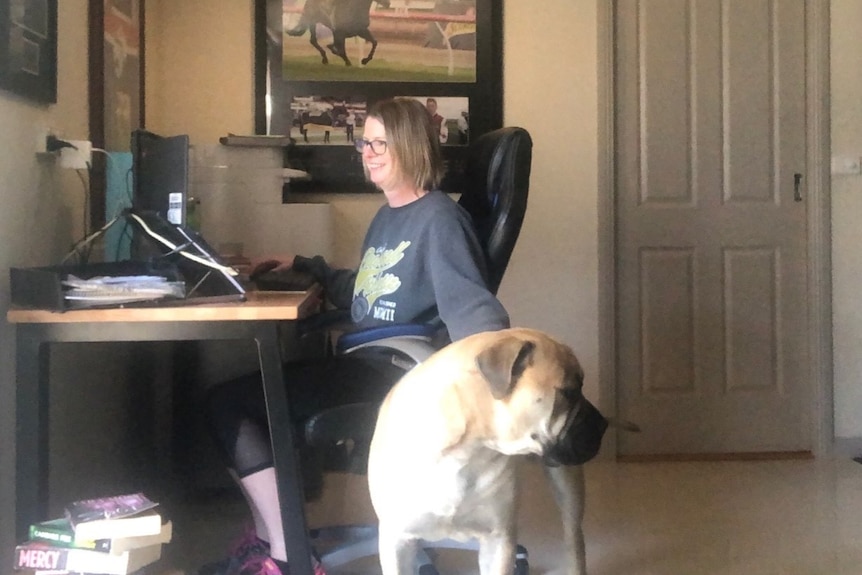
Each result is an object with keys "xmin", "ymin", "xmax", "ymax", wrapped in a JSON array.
[{"xmin": 366, "ymin": 97, "xmax": 444, "ymax": 191}]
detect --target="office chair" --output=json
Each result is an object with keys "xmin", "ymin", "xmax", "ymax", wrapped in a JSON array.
[{"xmin": 302, "ymin": 126, "xmax": 533, "ymax": 575}]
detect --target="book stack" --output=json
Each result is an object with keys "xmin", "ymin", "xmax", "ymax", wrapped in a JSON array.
[{"xmin": 14, "ymin": 492, "xmax": 172, "ymax": 575}]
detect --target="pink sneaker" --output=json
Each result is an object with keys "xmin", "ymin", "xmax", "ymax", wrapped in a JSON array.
[
  {"xmin": 234, "ymin": 553, "xmax": 327, "ymax": 575},
  {"xmin": 313, "ymin": 554, "xmax": 327, "ymax": 575},
  {"xmin": 197, "ymin": 525, "xmax": 270, "ymax": 575},
  {"xmin": 235, "ymin": 556, "xmax": 326, "ymax": 575},
  {"xmin": 237, "ymin": 556, "xmax": 283, "ymax": 575}
]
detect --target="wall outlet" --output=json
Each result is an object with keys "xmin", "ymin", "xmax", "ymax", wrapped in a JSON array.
[
  {"xmin": 35, "ymin": 125, "xmax": 57, "ymax": 156},
  {"xmin": 59, "ymin": 140, "xmax": 93, "ymax": 170}
]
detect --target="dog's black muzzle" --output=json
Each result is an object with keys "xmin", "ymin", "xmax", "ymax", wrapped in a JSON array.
[{"xmin": 542, "ymin": 399, "xmax": 608, "ymax": 466}]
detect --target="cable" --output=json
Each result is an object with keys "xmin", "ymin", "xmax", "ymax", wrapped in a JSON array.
[
  {"xmin": 114, "ymin": 220, "xmax": 133, "ymax": 262},
  {"xmin": 61, "ymin": 215, "xmax": 122, "ymax": 264},
  {"xmin": 90, "ymin": 147, "xmax": 114, "ymax": 172},
  {"xmin": 125, "ymin": 211, "xmax": 239, "ymax": 276},
  {"xmin": 125, "ymin": 166, "xmax": 134, "ymax": 205},
  {"xmin": 75, "ymin": 168, "xmax": 90, "ymax": 239}
]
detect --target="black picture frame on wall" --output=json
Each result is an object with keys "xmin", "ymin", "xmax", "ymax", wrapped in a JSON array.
[
  {"xmin": 0, "ymin": 0, "xmax": 57, "ymax": 104},
  {"xmin": 256, "ymin": 0, "xmax": 502, "ymax": 195}
]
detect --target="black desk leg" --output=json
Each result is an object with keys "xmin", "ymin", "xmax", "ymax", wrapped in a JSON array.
[
  {"xmin": 255, "ymin": 323, "xmax": 314, "ymax": 575},
  {"xmin": 15, "ymin": 326, "xmax": 49, "ymax": 540}
]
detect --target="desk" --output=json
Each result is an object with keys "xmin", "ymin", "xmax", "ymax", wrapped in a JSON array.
[{"xmin": 7, "ymin": 290, "xmax": 321, "ymax": 575}]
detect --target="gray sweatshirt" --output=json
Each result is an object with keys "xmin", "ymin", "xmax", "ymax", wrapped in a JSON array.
[{"xmin": 294, "ymin": 190, "xmax": 509, "ymax": 341}]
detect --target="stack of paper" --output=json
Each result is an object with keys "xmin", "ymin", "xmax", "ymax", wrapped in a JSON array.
[{"xmin": 62, "ymin": 275, "xmax": 185, "ymax": 306}]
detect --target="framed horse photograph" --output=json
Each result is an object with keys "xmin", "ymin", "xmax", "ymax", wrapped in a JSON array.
[
  {"xmin": 281, "ymin": 0, "xmax": 477, "ymax": 83},
  {"xmin": 256, "ymin": 0, "xmax": 502, "ymax": 195}
]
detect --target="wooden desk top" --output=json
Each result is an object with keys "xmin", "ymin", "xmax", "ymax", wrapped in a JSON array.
[{"xmin": 6, "ymin": 288, "xmax": 321, "ymax": 324}]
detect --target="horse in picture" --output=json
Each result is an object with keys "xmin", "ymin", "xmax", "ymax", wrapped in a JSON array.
[{"xmin": 286, "ymin": 0, "xmax": 391, "ymax": 66}]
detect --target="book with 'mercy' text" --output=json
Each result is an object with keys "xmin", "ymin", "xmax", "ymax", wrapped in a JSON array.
[{"xmin": 14, "ymin": 540, "xmax": 163, "ymax": 575}]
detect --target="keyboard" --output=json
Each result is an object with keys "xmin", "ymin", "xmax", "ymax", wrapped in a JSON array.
[{"xmin": 254, "ymin": 268, "xmax": 317, "ymax": 292}]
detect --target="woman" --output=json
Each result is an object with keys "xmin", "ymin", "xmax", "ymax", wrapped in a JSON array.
[{"xmin": 201, "ymin": 97, "xmax": 509, "ymax": 575}]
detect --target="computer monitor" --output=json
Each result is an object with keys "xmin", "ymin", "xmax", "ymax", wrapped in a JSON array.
[{"xmin": 131, "ymin": 129, "xmax": 189, "ymax": 225}]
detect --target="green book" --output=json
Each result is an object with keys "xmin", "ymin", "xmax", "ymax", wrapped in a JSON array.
[
  {"xmin": 29, "ymin": 517, "xmax": 109, "ymax": 552},
  {"xmin": 28, "ymin": 516, "xmax": 172, "ymax": 553}
]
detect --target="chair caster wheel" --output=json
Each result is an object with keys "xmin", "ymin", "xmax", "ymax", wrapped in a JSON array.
[
  {"xmin": 419, "ymin": 564, "xmax": 440, "ymax": 575},
  {"xmin": 514, "ymin": 544, "xmax": 529, "ymax": 575}
]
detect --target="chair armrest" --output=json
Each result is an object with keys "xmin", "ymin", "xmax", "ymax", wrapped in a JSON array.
[
  {"xmin": 299, "ymin": 310, "xmax": 441, "ymax": 364},
  {"xmin": 336, "ymin": 323, "xmax": 439, "ymax": 363}
]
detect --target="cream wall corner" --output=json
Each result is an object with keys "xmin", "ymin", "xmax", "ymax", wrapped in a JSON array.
[{"xmin": 500, "ymin": 0, "xmax": 600, "ymax": 398}]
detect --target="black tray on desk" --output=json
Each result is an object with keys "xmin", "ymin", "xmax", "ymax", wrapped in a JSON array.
[
  {"xmin": 10, "ymin": 261, "xmax": 185, "ymax": 311},
  {"xmin": 11, "ymin": 210, "xmax": 249, "ymax": 311}
]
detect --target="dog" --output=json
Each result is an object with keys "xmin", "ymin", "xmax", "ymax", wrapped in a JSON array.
[{"xmin": 368, "ymin": 328, "xmax": 626, "ymax": 575}]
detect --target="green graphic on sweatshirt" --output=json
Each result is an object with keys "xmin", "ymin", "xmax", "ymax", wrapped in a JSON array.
[{"xmin": 352, "ymin": 241, "xmax": 410, "ymax": 319}]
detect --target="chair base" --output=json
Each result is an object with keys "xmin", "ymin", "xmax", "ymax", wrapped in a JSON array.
[{"xmin": 310, "ymin": 524, "xmax": 529, "ymax": 575}]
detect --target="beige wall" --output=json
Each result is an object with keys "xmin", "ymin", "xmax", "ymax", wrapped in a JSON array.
[
  {"xmin": 500, "ymin": 1, "xmax": 599, "ymax": 376},
  {"xmin": 0, "ymin": 0, "xmax": 90, "ymax": 564},
  {"xmin": 145, "ymin": 0, "xmax": 257, "ymax": 139}
]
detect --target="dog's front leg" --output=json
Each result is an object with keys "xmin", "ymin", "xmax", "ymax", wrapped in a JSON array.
[
  {"xmin": 378, "ymin": 525, "xmax": 419, "ymax": 575},
  {"xmin": 544, "ymin": 464, "xmax": 587, "ymax": 575},
  {"xmin": 478, "ymin": 534, "xmax": 516, "ymax": 575}
]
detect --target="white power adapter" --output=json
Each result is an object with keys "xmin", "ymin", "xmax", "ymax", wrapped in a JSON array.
[{"xmin": 59, "ymin": 140, "xmax": 93, "ymax": 170}]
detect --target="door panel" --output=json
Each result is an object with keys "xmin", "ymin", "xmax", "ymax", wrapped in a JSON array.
[{"xmin": 615, "ymin": 0, "xmax": 810, "ymax": 455}]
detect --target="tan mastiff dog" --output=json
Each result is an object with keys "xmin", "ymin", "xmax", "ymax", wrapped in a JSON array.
[{"xmin": 368, "ymin": 328, "xmax": 613, "ymax": 575}]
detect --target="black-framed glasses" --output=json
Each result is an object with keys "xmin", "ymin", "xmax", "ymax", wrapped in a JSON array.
[{"xmin": 354, "ymin": 138, "xmax": 388, "ymax": 155}]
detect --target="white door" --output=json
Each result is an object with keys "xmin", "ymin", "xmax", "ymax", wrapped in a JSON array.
[{"xmin": 614, "ymin": 0, "xmax": 811, "ymax": 455}]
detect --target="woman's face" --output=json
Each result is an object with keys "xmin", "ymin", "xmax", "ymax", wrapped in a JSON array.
[{"xmin": 361, "ymin": 116, "xmax": 398, "ymax": 191}]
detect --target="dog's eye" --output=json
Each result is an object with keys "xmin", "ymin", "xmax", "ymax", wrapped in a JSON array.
[{"xmin": 530, "ymin": 432, "xmax": 539, "ymax": 441}]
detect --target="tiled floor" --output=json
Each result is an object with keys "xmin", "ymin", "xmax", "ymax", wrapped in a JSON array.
[{"xmin": 164, "ymin": 457, "xmax": 862, "ymax": 575}]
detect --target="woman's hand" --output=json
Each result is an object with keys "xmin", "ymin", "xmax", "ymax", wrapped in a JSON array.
[{"xmin": 248, "ymin": 255, "xmax": 294, "ymax": 279}]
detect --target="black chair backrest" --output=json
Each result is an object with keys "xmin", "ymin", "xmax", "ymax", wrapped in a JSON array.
[{"xmin": 456, "ymin": 127, "xmax": 532, "ymax": 294}]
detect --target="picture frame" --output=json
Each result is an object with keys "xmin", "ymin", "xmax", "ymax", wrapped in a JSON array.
[
  {"xmin": 0, "ymin": 0, "xmax": 57, "ymax": 104},
  {"xmin": 256, "ymin": 0, "xmax": 502, "ymax": 194},
  {"xmin": 88, "ymin": 0, "xmax": 145, "ymax": 228}
]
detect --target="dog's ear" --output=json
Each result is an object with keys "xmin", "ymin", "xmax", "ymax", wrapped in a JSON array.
[{"xmin": 476, "ymin": 338, "xmax": 536, "ymax": 399}]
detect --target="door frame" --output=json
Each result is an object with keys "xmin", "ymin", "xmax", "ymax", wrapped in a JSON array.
[{"xmin": 596, "ymin": 0, "xmax": 833, "ymax": 457}]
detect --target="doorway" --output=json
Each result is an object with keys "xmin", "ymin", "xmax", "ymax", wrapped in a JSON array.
[{"xmin": 598, "ymin": 0, "xmax": 832, "ymax": 457}]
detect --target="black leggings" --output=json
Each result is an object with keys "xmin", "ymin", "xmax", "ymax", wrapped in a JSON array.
[{"xmin": 204, "ymin": 352, "xmax": 405, "ymax": 478}]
